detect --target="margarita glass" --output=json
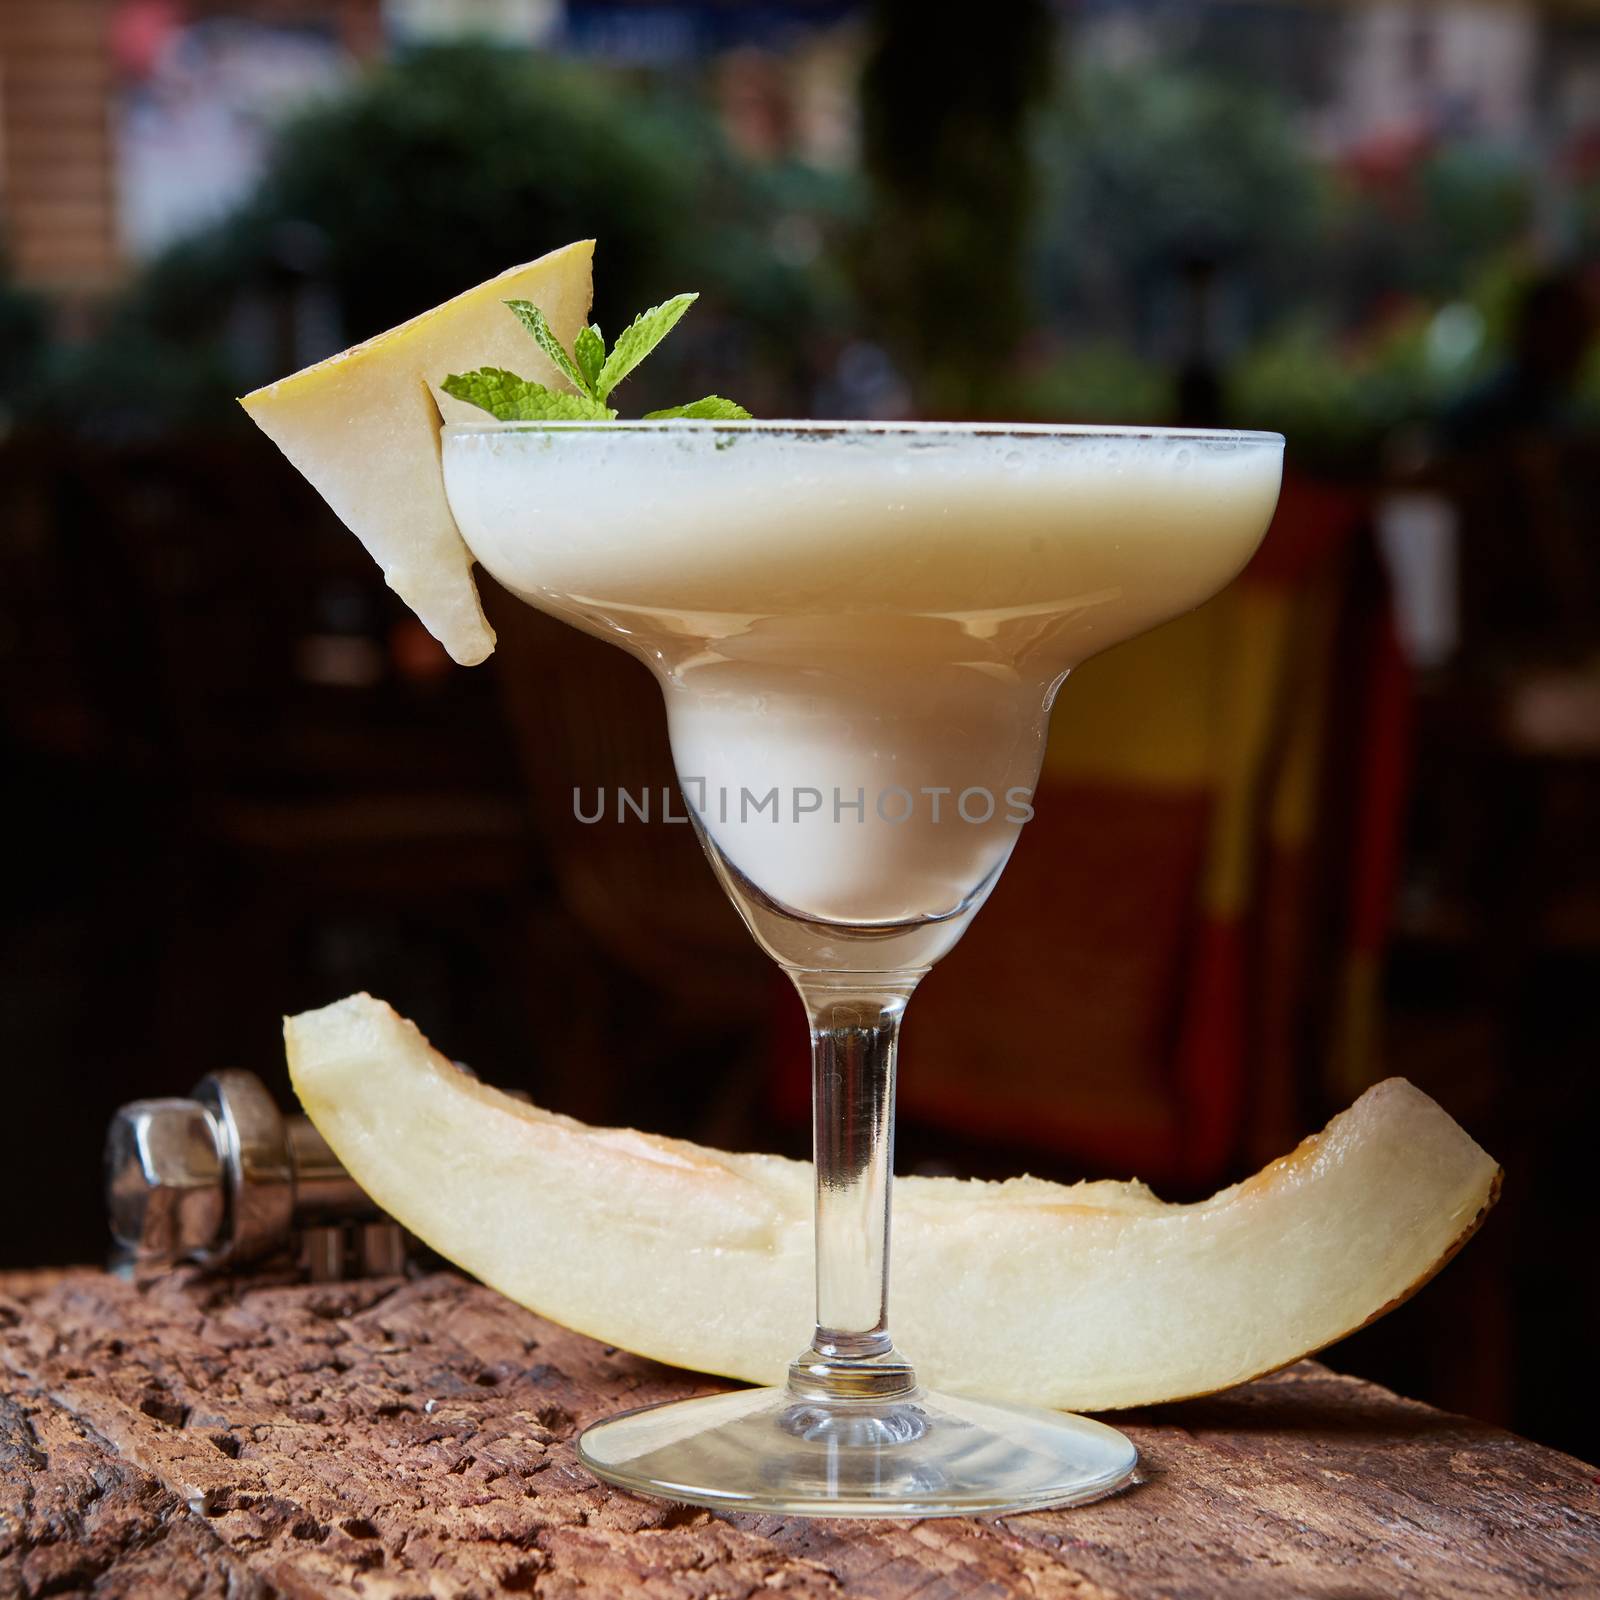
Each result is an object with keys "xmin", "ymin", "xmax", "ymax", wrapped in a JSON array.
[{"xmin": 442, "ymin": 420, "xmax": 1284, "ymax": 1517}]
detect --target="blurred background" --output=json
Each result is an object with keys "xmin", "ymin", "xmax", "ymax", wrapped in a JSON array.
[{"xmin": 3, "ymin": 0, "xmax": 1598, "ymax": 1459}]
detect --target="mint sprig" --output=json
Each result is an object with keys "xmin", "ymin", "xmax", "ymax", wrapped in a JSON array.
[
  {"xmin": 644, "ymin": 396, "xmax": 751, "ymax": 421},
  {"xmin": 442, "ymin": 291, "xmax": 751, "ymax": 424}
]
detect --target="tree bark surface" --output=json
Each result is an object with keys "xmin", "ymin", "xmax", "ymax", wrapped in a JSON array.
[{"xmin": 1, "ymin": 1268, "xmax": 1595, "ymax": 1599}]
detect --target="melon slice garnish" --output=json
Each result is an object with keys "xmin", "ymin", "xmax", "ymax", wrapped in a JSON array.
[
  {"xmin": 285, "ymin": 992, "xmax": 1499, "ymax": 1411},
  {"xmin": 240, "ymin": 241, "xmax": 593, "ymax": 666}
]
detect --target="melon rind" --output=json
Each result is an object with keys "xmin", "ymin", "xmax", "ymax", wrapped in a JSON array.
[{"xmin": 286, "ymin": 991, "xmax": 1499, "ymax": 1411}]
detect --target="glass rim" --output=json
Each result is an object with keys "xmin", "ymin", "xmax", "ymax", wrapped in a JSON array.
[{"xmin": 441, "ymin": 418, "xmax": 1285, "ymax": 446}]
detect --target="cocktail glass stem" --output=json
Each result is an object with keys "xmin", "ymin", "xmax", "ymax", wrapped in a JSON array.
[{"xmin": 786, "ymin": 971, "xmax": 923, "ymax": 1403}]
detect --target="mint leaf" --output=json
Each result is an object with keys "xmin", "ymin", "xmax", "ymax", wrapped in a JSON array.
[
  {"xmin": 595, "ymin": 292, "xmax": 697, "ymax": 401},
  {"xmin": 505, "ymin": 301, "xmax": 593, "ymax": 397},
  {"xmin": 643, "ymin": 395, "xmax": 752, "ymax": 421},
  {"xmin": 574, "ymin": 324, "xmax": 606, "ymax": 392},
  {"xmin": 442, "ymin": 368, "xmax": 615, "ymax": 422},
  {"xmin": 447, "ymin": 292, "xmax": 748, "ymax": 422}
]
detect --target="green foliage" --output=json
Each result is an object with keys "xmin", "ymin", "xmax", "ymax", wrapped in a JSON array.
[
  {"xmin": 260, "ymin": 46, "xmax": 693, "ymax": 341},
  {"xmin": 1228, "ymin": 246, "xmax": 1575, "ymax": 464},
  {"xmin": 1048, "ymin": 64, "xmax": 1321, "ymax": 268},
  {"xmin": 1412, "ymin": 144, "xmax": 1534, "ymax": 299},
  {"xmin": 34, "ymin": 44, "xmax": 851, "ymax": 434},
  {"xmin": 17, "ymin": 34, "xmax": 1568, "ymax": 454},
  {"xmin": 1034, "ymin": 63, "xmax": 1324, "ymax": 340},
  {"xmin": 1027, "ymin": 59, "xmax": 1552, "ymax": 453},
  {"xmin": 1006, "ymin": 343, "xmax": 1167, "ymax": 425},
  {"xmin": 1229, "ymin": 311, "xmax": 1460, "ymax": 465},
  {"xmin": 1230, "ymin": 321, "xmax": 1395, "ymax": 457}
]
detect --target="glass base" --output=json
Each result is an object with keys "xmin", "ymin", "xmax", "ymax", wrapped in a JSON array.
[{"xmin": 576, "ymin": 1384, "xmax": 1138, "ymax": 1518}]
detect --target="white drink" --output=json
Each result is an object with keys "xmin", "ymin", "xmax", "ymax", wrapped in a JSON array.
[
  {"xmin": 442, "ymin": 423, "xmax": 1282, "ymax": 946},
  {"xmin": 243, "ymin": 252, "xmax": 1291, "ymax": 1516},
  {"xmin": 445, "ymin": 418, "xmax": 1286, "ymax": 1513}
]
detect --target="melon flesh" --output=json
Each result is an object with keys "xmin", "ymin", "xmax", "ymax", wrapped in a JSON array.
[
  {"xmin": 286, "ymin": 992, "xmax": 1499, "ymax": 1412},
  {"xmin": 240, "ymin": 242, "xmax": 593, "ymax": 665}
]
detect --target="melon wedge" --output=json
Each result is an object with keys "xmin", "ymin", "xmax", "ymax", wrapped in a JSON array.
[
  {"xmin": 240, "ymin": 242, "xmax": 593, "ymax": 665},
  {"xmin": 286, "ymin": 993, "xmax": 1499, "ymax": 1412}
]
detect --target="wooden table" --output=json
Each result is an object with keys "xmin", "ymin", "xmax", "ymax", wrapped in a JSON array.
[{"xmin": 2, "ymin": 1268, "xmax": 1596, "ymax": 1598}]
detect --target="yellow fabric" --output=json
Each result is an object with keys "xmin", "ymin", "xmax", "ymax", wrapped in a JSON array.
[
  {"xmin": 1043, "ymin": 577, "xmax": 1303, "ymax": 920},
  {"xmin": 1044, "ymin": 602, "xmax": 1227, "ymax": 792}
]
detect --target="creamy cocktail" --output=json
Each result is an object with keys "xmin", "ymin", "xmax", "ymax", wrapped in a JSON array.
[
  {"xmin": 239, "ymin": 248, "xmax": 1287, "ymax": 1517},
  {"xmin": 444, "ymin": 422, "xmax": 1281, "ymax": 968},
  {"xmin": 440, "ymin": 418, "xmax": 1281, "ymax": 1513}
]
